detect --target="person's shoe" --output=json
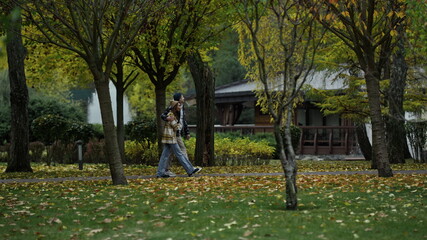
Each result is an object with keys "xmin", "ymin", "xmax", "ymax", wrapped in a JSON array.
[
  {"xmin": 188, "ymin": 167, "xmax": 202, "ymax": 177},
  {"xmin": 165, "ymin": 170, "xmax": 176, "ymax": 177},
  {"xmin": 156, "ymin": 174, "xmax": 170, "ymax": 178}
]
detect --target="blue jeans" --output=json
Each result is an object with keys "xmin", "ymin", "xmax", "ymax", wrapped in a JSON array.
[{"xmin": 157, "ymin": 143, "xmax": 195, "ymax": 176}]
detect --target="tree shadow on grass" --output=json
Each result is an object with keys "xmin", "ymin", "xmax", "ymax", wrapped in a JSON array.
[{"xmin": 267, "ymin": 203, "xmax": 322, "ymax": 212}]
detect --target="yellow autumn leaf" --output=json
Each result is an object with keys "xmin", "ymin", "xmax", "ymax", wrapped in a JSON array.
[
  {"xmin": 396, "ymin": 11, "xmax": 405, "ymax": 18},
  {"xmin": 341, "ymin": 11, "xmax": 350, "ymax": 17},
  {"xmin": 390, "ymin": 30, "xmax": 398, "ymax": 37}
]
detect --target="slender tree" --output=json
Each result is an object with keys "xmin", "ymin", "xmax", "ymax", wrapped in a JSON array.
[
  {"xmin": 235, "ymin": 0, "xmax": 323, "ymax": 210},
  {"xmin": 305, "ymin": 0, "xmax": 406, "ymax": 177},
  {"xmin": 21, "ymin": 0, "xmax": 153, "ymax": 185},
  {"xmin": 111, "ymin": 55, "xmax": 139, "ymax": 161},
  {"xmin": 2, "ymin": 2, "xmax": 32, "ymax": 172}
]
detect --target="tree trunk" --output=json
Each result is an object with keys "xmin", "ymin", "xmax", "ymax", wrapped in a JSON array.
[
  {"xmin": 115, "ymin": 78, "xmax": 125, "ymax": 162},
  {"xmin": 364, "ymin": 71, "xmax": 393, "ymax": 177},
  {"xmin": 274, "ymin": 118, "xmax": 297, "ymax": 210},
  {"xmin": 187, "ymin": 52, "xmax": 215, "ymax": 166},
  {"xmin": 155, "ymin": 86, "xmax": 167, "ymax": 158},
  {"xmin": 94, "ymin": 77, "xmax": 127, "ymax": 185},
  {"xmin": 386, "ymin": 22, "xmax": 407, "ymax": 164},
  {"xmin": 355, "ymin": 123, "xmax": 372, "ymax": 161},
  {"xmin": 5, "ymin": 5, "xmax": 32, "ymax": 173},
  {"xmin": 282, "ymin": 105, "xmax": 297, "ymax": 210}
]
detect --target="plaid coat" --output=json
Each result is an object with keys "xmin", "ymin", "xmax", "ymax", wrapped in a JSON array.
[
  {"xmin": 161, "ymin": 104, "xmax": 189, "ymax": 137},
  {"xmin": 161, "ymin": 112, "xmax": 182, "ymax": 144}
]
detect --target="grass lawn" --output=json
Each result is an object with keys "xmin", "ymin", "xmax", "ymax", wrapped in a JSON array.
[
  {"xmin": 0, "ymin": 160, "xmax": 425, "ymax": 180},
  {"xmin": 0, "ymin": 161, "xmax": 426, "ymax": 239}
]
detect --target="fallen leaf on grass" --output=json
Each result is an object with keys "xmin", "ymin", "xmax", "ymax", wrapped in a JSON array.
[
  {"xmin": 47, "ymin": 217, "xmax": 62, "ymax": 224},
  {"xmin": 103, "ymin": 218, "xmax": 112, "ymax": 223},
  {"xmin": 224, "ymin": 220, "xmax": 237, "ymax": 228},
  {"xmin": 87, "ymin": 228, "xmax": 103, "ymax": 236},
  {"xmin": 153, "ymin": 221, "xmax": 166, "ymax": 228},
  {"xmin": 243, "ymin": 230, "xmax": 253, "ymax": 237}
]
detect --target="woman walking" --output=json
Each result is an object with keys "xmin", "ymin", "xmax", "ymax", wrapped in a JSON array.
[{"xmin": 157, "ymin": 100, "xmax": 201, "ymax": 178}]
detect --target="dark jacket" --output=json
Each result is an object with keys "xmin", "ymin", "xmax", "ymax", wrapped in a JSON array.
[{"xmin": 161, "ymin": 105, "xmax": 190, "ymax": 137}]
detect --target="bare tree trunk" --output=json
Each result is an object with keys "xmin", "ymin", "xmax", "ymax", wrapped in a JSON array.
[
  {"xmin": 112, "ymin": 57, "xmax": 139, "ymax": 163},
  {"xmin": 364, "ymin": 70, "xmax": 393, "ymax": 177},
  {"xmin": 113, "ymin": 57, "xmax": 126, "ymax": 161},
  {"xmin": 355, "ymin": 123, "xmax": 372, "ymax": 161},
  {"xmin": 282, "ymin": 105, "xmax": 297, "ymax": 210},
  {"xmin": 274, "ymin": 118, "xmax": 297, "ymax": 210},
  {"xmin": 5, "ymin": 4, "xmax": 32, "ymax": 173},
  {"xmin": 155, "ymin": 86, "xmax": 167, "ymax": 158},
  {"xmin": 116, "ymin": 84, "xmax": 125, "ymax": 162},
  {"xmin": 386, "ymin": 22, "xmax": 407, "ymax": 164},
  {"xmin": 95, "ymin": 77, "xmax": 127, "ymax": 185},
  {"xmin": 187, "ymin": 52, "xmax": 215, "ymax": 166}
]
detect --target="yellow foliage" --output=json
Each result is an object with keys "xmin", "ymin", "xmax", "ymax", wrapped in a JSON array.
[{"xmin": 185, "ymin": 137, "xmax": 274, "ymax": 166}]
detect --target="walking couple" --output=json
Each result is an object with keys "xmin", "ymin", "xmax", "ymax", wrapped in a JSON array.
[{"xmin": 157, "ymin": 93, "xmax": 202, "ymax": 178}]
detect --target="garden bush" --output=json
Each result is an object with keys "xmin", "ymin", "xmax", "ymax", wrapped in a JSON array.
[
  {"xmin": 32, "ymin": 114, "xmax": 69, "ymax": 145},
  {"xmin": 32, "ymin": 114, "xmax": 96, "ymax": 145},
  {"xmin": 0, "ymin": 143, "xmax": 9, "ymax": 162},
  {"xmin": 0, "ymin": 104, "xmax": 10, "ymax": 144},
  {"xmin": 125, "ymin": 117, "xmax": 157, "ymax": 142},
  {"xmin": 84, "ymin": 139, "xmax": 107, "ymax": 163},
  {"xmin": 215, "ymin": 126, "xmax": 301, "ymax": 159},
  {"xmin": 184, "ymin": 136, "xmax": 274, "ymax": 166},
  {"xmin": 124, "ymin": 140, "xmax": 158, "ymax": 165},
  {"xmin": 28, "ymin": 94, "xmax": 85, "ymax": 123},
  {"xmin": 29, "ymin": 141, "xmax": 45, "ymax": 163}
]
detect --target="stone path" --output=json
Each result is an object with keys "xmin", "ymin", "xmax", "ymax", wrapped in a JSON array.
[{"xmin": 1, "ymin": 169, "xmax": 426, "ymax": 184}]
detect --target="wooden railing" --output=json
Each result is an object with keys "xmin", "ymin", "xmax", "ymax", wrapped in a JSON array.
[
  {"xmin": 188, "ymin": 125, "xmax": 358, "ymax": 155},
  {"xmin": 298, "ymin": 126, "xmax": 357, "ymax": 155},
  {"xmin": 188, "ymin": 125, "xmax": 274, "ymax": 134}
]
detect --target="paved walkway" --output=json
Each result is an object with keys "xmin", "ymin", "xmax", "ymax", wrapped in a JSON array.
[{"xmin": 1, "ymin": 170, "xmax": 426, "ymax": 184}]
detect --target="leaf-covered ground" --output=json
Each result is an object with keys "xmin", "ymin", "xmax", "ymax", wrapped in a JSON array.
[
  {"xmin": 0, "ymin": 161, "xmax": 426, "ymax": 239},
  {"xmin": 0, "ymin": 160, "xmax": 425, "ymax": 180}
]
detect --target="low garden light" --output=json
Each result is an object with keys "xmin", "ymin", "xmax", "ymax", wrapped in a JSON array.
[{"xmin": 76, "ymin": 140, "xmax": 84, "ymax": 170}]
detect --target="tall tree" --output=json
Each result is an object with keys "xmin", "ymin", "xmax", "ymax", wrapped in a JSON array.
[
  {"xmin": 111, "ymin": 55, "xmax": 139, "ymax": 161},
  {"xmin": 306, "ymin": 0, "xmax": 406, "ymax": 177},
  {"xmin": 131, "ymin": 0, "xmax": 221, "ymax": 157},
  {"xmin": 385, "ymin": 14, "xmax": 408, "ymax": 164},
  {"xmin": 21, "ymin": 0, "xmax": 153, "ymax": 185},
  {"xmin": 187, "ymin": 51, "xmax": 215, "ymax": 166},
  {"xmin": 2, "ymin": 2, "xmax": 32, "ymax": 172},
  {"xmin": 235, "ymin": 0, "xmax": 323, "ymax": 210}
]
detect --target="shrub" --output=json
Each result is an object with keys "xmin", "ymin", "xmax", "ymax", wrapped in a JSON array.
[
  {"xmin": 124, "ymin": 140, "xmax": 158, "ymax": 165},
  {"xmin": 44, "ymin": 141, "xmax": 75, "ymax": 165},
  {"xmin": 65, "ymin": 122, "xmax": 96, "ymax": 143},
  {"xmin": 90, "ymin": 124, "xmax": 104, "ymax": 139},
  {"xmin": 0, "ymin": 90, "xmax": 86, "ymax": 143},
  {"xmin": 0, "ymin": 104, "xmax": 10, "ymax": 144},
  {"xmin": 84, "ymin": 139, "xmax": 107, "ymax": 163},
  {"xmin": 125, "ymin": 118, "xmax": 157, "ymax": 142},
  {"xmin": 0, "ymin": 143, "xmax": 9, "ymax": 162},
  {"xmin": 185, "ymin": 136, "xmax": 274, "ymax": 166},
  {"xmin": 31, "ymin": 114, "xmax": 69, "ymax": 145},
  {"xmin": 32, "ymin": 114, "xmax": 96, "ymax": 145},
  {"xmin": 28, "ymin": 94, "xmax": 85, "ymax": 123},
  {"xmin": 29, "ymin": 141, "xmax": 45, "ymax": 163}
]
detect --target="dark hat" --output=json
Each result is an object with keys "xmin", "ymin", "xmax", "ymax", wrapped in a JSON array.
[{"xmin": 173, "ymin": 93, "xmax": 183, "ymax": 101}]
